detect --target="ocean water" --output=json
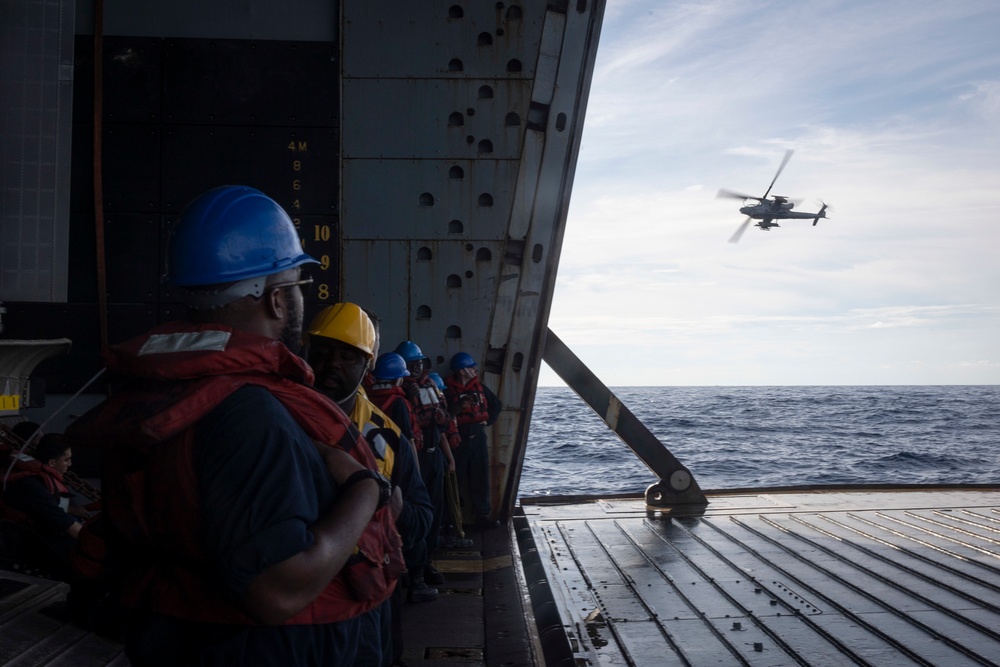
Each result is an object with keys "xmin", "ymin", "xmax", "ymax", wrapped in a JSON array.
[{"xmin": 519, "ymin": 385, "xmax": 1000, "ymax": 497}]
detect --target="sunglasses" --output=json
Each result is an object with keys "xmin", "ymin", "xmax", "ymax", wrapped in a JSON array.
[
  {"xmin": 269, "ymin": 276, "xmax": 314, "ymax": 291},
  {"xmin": 254, "ymin": 275, "xmax": 314, "ymax": 299}
]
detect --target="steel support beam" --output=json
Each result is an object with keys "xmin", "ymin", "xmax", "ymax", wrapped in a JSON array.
[{"xmin": 542, "ymin": 328, "xmax": 707, "ymax": 506}]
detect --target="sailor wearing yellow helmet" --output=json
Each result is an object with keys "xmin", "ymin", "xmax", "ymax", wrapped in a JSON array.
[{"xmin": 304, "ymin": 303, "xmax": 436, "ymax": 664}]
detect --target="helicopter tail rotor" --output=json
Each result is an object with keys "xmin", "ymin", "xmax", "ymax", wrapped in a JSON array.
[
  {"xmin": 812, "ymin": 202, "xmax": 828, "ymax": 226},
  {"xmin": 728, "ymin": 216, "xmax": 752, "ymax": 244}
]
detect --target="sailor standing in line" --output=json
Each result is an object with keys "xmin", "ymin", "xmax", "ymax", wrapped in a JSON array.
[
  {"xmin": 305, "ymin": 304, "xmax": 436, "ymax": 665},
  {"xmin": 67, "ymin": 185, "xmax": 403, "ymax": 666},
  {"xmin": 395, "ymin": 340, "xmax": 451, "ymax": 584},
  {"xmin": 444, "ymin": 353, "xmax": 502, "ymax": 530}
]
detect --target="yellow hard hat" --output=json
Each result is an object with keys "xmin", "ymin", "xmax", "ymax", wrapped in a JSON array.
[{"xmin": 306, "ymin": 302, "xmax": 376, "ymax": 359}]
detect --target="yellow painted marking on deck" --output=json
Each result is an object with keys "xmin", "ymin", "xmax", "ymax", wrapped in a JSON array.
[{"xmin": 433, "ymin": 555, "xmax": 512, "ymax": 573}]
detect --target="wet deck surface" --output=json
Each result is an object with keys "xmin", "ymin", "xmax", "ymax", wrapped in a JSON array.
[{"xmin": 519, "ymin": 487, "xmax": 1000, "ymax": 666}]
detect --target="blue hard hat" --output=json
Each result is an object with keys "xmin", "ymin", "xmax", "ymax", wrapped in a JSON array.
[
  {"xmin": 428, "ymin": 372, "xmax": 446, "ymax": 391},
  {"xmin": 395, "ymin": 340, "xmax": 428, "ymax": 363},
  {"xmin": 450, "ymin": 352, "xmax": 476, "ymax": 372},
  {"xmin": 164, "ymin": 185, "xmax": 317, "ymax": 286},
  {"xmin": 373, "ymin": 353, "xmax": 410, "ymax": 380}
]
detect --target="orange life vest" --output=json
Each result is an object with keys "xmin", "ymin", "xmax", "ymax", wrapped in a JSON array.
[
  {"xmin": 444, "ymin": 375, "xmax": 490, "ymax": 426},
  {"xmin": 67, "ymin": 322, "xmax": 404, "ymax": 626},
  {"xmin": 368, "ymin": 384, "xmax": 422, "ymax": 451},
  {"xmin": 402, "ymin": 373, "xmax": 451, "ymax": 431}
]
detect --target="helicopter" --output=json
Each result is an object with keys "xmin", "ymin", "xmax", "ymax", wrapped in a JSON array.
[{"xmin": 717, "ymin": 149, "xmax": 828, "ymax": 243}]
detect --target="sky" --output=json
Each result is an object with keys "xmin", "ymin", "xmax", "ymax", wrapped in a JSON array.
[{"xmin": 539, "ymin": 0, "xmax": 1000, "ymax": 386}]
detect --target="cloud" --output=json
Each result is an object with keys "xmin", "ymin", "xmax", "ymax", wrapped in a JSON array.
[
  {"xmin": 548, "ymin": 1, "xmax": 1000, "ymax": 386},
  {"xmin": 957, "ymin": 80, "xmax": 1000, "ymax": 118},
  {"xmin": 581, "ymin": 1, "xmax": 1000, "ymax": 164}
]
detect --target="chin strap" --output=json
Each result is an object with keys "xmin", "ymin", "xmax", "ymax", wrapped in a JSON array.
[{"xmin": 335, "ymin": 369, "xmax": 370, "ymax": 411}]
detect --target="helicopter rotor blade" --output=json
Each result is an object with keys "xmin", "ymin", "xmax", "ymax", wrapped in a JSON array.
[
  {"xmin": 717, "ymin": 188, "xmax": 759, "ymax": 200},
  {"xmin": 728, "ymin": 217, "xmax": 752, "ymax": 244},
  {"xmin": 761, "ymin": 149, "xmax": 794, "ymax": 200}
]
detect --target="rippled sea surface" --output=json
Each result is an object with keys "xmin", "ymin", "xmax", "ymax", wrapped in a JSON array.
[{"xmin": 519, "ymin": 386, "xmax": 1000, "ymax": 497}]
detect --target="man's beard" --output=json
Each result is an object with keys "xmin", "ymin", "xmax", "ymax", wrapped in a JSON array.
[{"xmin": 279, "ymin": 286, "xmax": 304, "ymax": 354}]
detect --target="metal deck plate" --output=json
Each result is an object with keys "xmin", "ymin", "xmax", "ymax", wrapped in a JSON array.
[{"xmin": 520, "ymin": 488, "xmax": 1000, "ymax": 666}]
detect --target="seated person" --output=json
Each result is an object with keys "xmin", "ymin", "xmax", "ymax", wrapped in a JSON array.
[{"xmin": 1, "ymin": 433, "xmax": 85, "ymax": 579}]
